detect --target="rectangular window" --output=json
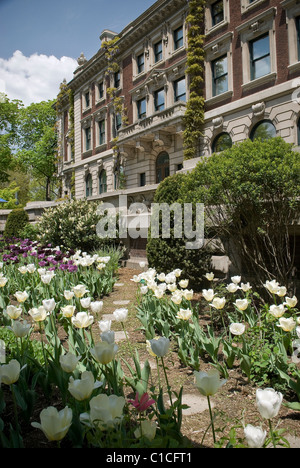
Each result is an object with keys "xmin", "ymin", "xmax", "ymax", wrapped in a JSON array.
[
  {"xmin": 154, "ymin": 88, "xmax": 165, "ymax": 112},
  {"xmin": 85, "ymin": 127, "xmax": 91, "ymax": 151},
  {"xmin": 85, "ymin": 91, "xmax": 90, "ymax": 108},
  {"xmin": 297, "ymin": 17, "xmax": 300, "ymax": 62},
  {"xmin": 140, "ymin": 173, "xmax": 146, "ymax": 187},
  {"xmin": 137, "ymin": 53, "xmax": 145, "ymax": 74},
  {"xmin": 99, "ymin": 120, "xmax": 105, "ymax": 145},
  {"xmin": 211, "ymin": 0, "xmax": 224, "ymax": 26},
  {"xmin": 212, "ymin": 55, "xmax": 228, "ymax": 96},
  {"xmin": 174, "ymin": 26, "xmax": 184, "ymax": 50},
  {"xmin": 114, "ymin": 71, "xmax": 121, "ymax": 88},
  {"xmin": 250, "ymin": 34, "xmax": 270, "ymax": 81},
  {"xmin": 98, "ymin": 81, "xmax": 104, "ymax": 99},
  {"xmin": 137, "ymin": 98, "xmax": 146, "ymax": 119},
  {"xmin": 114, "ymin": 113, "xmax": 122, "ymax": 135},
  {"xmin": 174, "ymin": 77, "xmax": 186, "ymax": 102},
  {"xmin": 154, "ymin": 41, "xmax": 163, "ymax": 62}
]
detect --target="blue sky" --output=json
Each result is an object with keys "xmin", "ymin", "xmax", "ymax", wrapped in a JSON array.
[{"xmin": 0, "ymin": 0, "xmax": 155, "ymax": 105}]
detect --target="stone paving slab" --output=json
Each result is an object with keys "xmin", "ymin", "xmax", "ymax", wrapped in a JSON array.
[
  {"xmin": 114, "ymin": 331, "xmax": 127, "ymax": 342},
  {"xmin": 101, "ymin": 314, "xmax": 116, "ymax": 321},
  {"xmin": 166, "ymin": 394, "xmax": 213, "ymax": 416},
  {"xmin": 113, "ymin": 300, "xmax": 131, "ymax": 306},
  {"xmin": 114, "ymin": 283, "xmax": 124, "ymax": 287}
]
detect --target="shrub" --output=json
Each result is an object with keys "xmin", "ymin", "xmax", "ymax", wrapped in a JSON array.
[
  {"xmin": 181, "ymin": 137, "xmax": 300, "ymax": 290},
  {"xmin": 3, "ymin": 208, "xmax": 29, "ymax": 239},
  {"xmin": 146, "ymin": 173, "xmax": 212, "ymax": 290},
  {"xmin": 37, "ymin": 198, "xmax": 119, "ymax": 252}
]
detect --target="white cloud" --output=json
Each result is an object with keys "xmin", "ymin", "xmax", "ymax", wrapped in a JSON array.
[{"xmin": 0, "ymin": 50, "xmax": 77, "ymax": 106}]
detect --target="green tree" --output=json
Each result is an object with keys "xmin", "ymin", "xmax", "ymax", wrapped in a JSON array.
[
  {"xmin": 0, "ymin": 93, "xmax": 23, "ymax": 183},
  {"xmin": 16, "ymin": 100, "xmax": 58, "ymax": 201}
]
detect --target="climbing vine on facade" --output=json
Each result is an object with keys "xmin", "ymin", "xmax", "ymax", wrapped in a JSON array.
[
  {"xmin": 183, "ymin": 0, "xmax": 206, "ymax": 160},
  {"xmin": 101, "ymin": 36, "xmax": 128, "ymax": 189}
]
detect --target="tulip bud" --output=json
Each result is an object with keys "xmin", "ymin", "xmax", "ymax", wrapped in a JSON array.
[
  {"xmin": 59, "ymin": 352, "xmax": 81, "ymax": 373},
  {"xmin": 149, "ymin": 336, "xmax": 170, "ymax": 357},
  {"xmin": 244, "ymin": 424, "xmax": 267, "ymax": 448},
  {"xmin": 194, "ymin": 369, "xmax": 227, "ymax": 396}
]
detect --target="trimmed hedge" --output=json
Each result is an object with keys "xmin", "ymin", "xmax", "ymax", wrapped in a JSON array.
[
  {"xmin": 3, "ymin": 208, "xmax": 29, "ymax": 239},
  {"xmin": 146, "ymin": 173, "xmax": 212, "ymax": 290}
]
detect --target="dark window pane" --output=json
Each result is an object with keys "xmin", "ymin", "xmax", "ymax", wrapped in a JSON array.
[
  {"xmin": 174, "ymin": 26, "xmax": 184, "ymax": 49},
  {"xmin": 212, "ymin": 133, "xmax": 232, "ymax": 152},
  {"xmin": 174, "ymin": 77, "xmax": 186, "ymax": 102},
  {"xmin": 250, "ymin": 34, "xmax": 270, "ymax": 80},
  {"xmin": 154, "ymin": 41, "xmax": 163, "ymax": 62},
  {"xmin": 155, "ymin": 88, "xmax": 165, "ymax": 111},
  {"xmin": 212, "ymin": 56, "xmax": 228, "ymax": 96},
  {"xmin": 251, "ymin": 120, "xmax": 276, "ymax": 141},
  {"xmin": 211, "ymin": 0, "xmax": 224, "ymax": 26}
]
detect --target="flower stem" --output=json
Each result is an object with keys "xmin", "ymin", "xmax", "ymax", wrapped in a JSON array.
[
  {"xmin": 207, "ymin": 395, "xmax": 216, "ymax": 444},
  {"xmin": 268, "ymin": 419, "xmax": 277, "ymax": 448}
]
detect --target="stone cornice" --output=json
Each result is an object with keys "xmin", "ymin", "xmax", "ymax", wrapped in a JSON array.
[{"xmin": 68, "ymin": 0, "xmax": 188, "ymax": 90}]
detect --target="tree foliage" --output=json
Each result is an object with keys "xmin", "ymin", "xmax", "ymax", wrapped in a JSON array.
[
  {"xmin": 16, "ymin": 100, "xmax": 58, "ymax": 201},
  {"xmin": 0, "ymin": 94, "xmax": 23, "ymax": 183}
]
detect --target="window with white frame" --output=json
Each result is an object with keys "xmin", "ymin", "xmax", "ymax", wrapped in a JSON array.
[
  {"xmin": 282, "ymin": 0, "xmax": 300, "ymax": 72},
  {"xmin": 85, "ymin": 127, "xmax": 92, "ymax": 152},
  {"xmin": 173, "ymin": 25, "xmax": 184, "ymax": 50},
  {"xmin": 174, "ymin": 77, "xmax": 186, "ymax": 102},
  {"xmin": 204, "ymin": 32, "xmax": 233, "ymax": 102},
  {"xmin": 154, "ymin": 88, "xmax": 165, "ymax": 112},
  {"xmin": 98, "ymin": 120, "xmax": 106, "ymax": 146},
  {"xmin": 236, "ymin": 7, "xmax": 277, "ymax": 91},
  {"xmin": 82, "ymin": 88, "xmax": 91, "ymax": 111},
  {"xmin": 96, "ymin": 80, "xmax": 105, "ymax": 102},
  {"xmin": 137, "ymin": 53, "xmax": 145, "ymax": 74},
  {"xmin": 137, "ymin": 97, "xmax": 147, "ymax": 119},
  {"xmin": 154, "ymin": 40, "xmax": 163, "ymax": 63},
  {"xmin": 212, "ymin": 55, "xmax": 228, "ymax": 96},
  {"xmin": 205, "ymin": 0, "xmax": 229, "ymax": 35}
]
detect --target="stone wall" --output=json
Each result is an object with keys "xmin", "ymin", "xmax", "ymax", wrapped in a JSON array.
[{"xmin": 0, "ymin": 201, "xmax": 57, "ymax": 234}]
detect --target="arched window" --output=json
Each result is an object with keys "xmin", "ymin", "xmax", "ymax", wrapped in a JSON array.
[
  {"xmin": 156, "ymin": 152, "xmax": 170, "ymax": 183},
  {"xmin": 86, "ymin": 174, "xmax": 93, "ymax": 197},
  {"xmin": 99, "ymin": 170, "xmax": 107, "ymax": 194},
  {"xmin": 250, "ymin": 120, "xmax": 276, "ymax": 141},
  {"xmin": 212, "ymin": 132, "xmax": 232, "ymax": 153}
]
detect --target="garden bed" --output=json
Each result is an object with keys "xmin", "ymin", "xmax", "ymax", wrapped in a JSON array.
[{"xmin": 0, "ymin": 239, "xmax": 299, "ymax": 448}]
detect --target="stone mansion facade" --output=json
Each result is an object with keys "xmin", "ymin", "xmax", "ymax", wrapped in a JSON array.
[{"xmin": 57, "ymin": 0, "xmax": 300, "ymax": 258}]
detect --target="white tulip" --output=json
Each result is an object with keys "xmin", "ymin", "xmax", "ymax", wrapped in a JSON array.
[
  {"xmin": 202, "ymin": 289, "xmax": 215, "ymax": 302},
  {"xmin": 231, "ymin": 276, "xmax": 241, "ymax": 284},
  {"xmin": 42, "ymin": 298, "xmax": 56, "ymax": 313},
  {"xmin": 284, "ymin": 296, "xmax": 298, "ymax": 308},
  {"xmin": 113, "ymin": 308, "xmax": 128, "ymax": 322},
  {"xmin": 230, "ymin": 323, "xmax": 246, "ymax": 336},
  {"xmin": 244, "ymin": 424, "xmax": 267, "ymax": 448},
  {"xmin": 256, "ymin": 388, "xmax": 283, "ymax": 419},
  {"xmin": 209, "ymin": 297, "xmax": 226, "ymax": 310}
]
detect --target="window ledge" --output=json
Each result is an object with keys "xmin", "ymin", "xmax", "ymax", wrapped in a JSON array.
[
  {"xmin": 242, "ymin": 72, "xmax": 277, "ymax": 92},
  {"xmin": 205, "ymin": 20, "xmax": 229, "ymax": 37},
  {"xmin": 241, "ymin": 0, "xmax": 269, "ymax": 14},
  {"xmin": 205, "ymin": 90, "xmax": 233, "ymax": 106},
  {"xmin": 288, "ymin": 61, "xmax": 300, "ymax": 73},
  {"xmin": 95, "ymin": 143, "xmax": 107, "ymax": 153}
]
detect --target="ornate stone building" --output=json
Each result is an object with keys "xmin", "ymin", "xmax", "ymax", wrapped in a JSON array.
[{"xmin": 57, "ymin": 0, "xmax": 300, "ymax": 265}]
